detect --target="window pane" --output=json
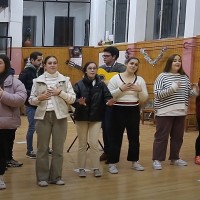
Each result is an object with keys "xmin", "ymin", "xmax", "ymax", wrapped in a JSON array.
[
  {"xmin": 146, "ymin": 0, "xmax": 186, "ymax": 40},
  {"xmin": 114, "ymin": 0, "xmax": 128, "ymax": 43},
  {"xmin": 70, "ymin": 2, "xmax": 90, "ymax": 46},
  {"xmin": 0, "ymin": 23, "xmax": 8, "ymax": 36},
  {"xmin": 23, "ymin": 0, "xmax": 90, "ymax": 46},
  {"xmin": 44, "ymin": 2, "xmax": 69, "ymax": 46},
  {"xmin": 23, "ymin": 1, "xmax": 43, "ymax": 46},
  {"xmin": 161, "ymin": 0, "xmax": 178, "ymax": 38},
  {"xmin": 145, "ymin": 0, "xmax": 161, "ymax": 40},
  {"xmin": 178, "ymin": 0, "xmax": 187, "ymax": 37},
  {"xmin": 105, "ymin": 0, "xmax": 114, "ymax": 38}
]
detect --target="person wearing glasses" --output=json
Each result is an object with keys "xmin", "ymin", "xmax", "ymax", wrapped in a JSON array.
[
  {"xmin": 99, "ymin": 46, "xmax": 126, "ymax": 163},
  {"xmin": 72, "ymin": 62, "xmax": 114, "ymax": 178}
]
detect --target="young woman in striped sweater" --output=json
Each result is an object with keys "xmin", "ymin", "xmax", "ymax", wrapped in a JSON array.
[{"xmin": 152, "ymin": 54, "xmax": 198, "ymax": 170}]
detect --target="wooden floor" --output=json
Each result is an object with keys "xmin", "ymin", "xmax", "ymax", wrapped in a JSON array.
[{"xmin": 1, "ymin": 116, "xmax": 200, "ymax": 200}]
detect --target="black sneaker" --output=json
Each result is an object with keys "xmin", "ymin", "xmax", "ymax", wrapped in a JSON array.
[
  {"xmin": 7, "ymin": 159, "xmax": 23, "ymax": 167},
  {"xmin": 26, "ymin": 151, "xmax": 36, "ymax": 159}
]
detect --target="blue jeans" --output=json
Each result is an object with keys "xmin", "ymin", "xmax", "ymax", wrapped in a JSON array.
[{"xmin": 25, "ymin": 106, "xmax": 36, "ymax": 152}]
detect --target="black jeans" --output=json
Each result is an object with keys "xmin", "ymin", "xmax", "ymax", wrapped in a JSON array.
[
  {"xmin": 0, "ymin": 129, "xmax": 16, "ymax": 175},
  {"xmin": 108, "ymin": 105, "xmax": 140, "ymax": 164},
  {"xmin": 101, "ymin": 107, "xmax": 113, "ymax": 154}
]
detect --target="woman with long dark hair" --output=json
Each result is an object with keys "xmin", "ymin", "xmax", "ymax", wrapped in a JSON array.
[
  {"xmin": 0, "ymin": 55, "xmax": 27, "ymax": 190},
  {"xmin": 152, "ymin": 54, "xmax": 198, "ymax": 170}
]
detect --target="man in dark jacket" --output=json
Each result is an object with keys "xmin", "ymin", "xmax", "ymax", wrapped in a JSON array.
[
  {"xmin": 99, "ymin": 46, "xmax": 126, "ymax": 163},
  {"xmin": 19, "ymin": 52, "xmax": 43, "ymax": 159}
]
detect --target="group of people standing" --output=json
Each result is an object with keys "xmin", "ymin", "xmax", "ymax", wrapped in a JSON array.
[{"xmin": 0, "ymin": 46, "xmax": 199, "ymax": 190}]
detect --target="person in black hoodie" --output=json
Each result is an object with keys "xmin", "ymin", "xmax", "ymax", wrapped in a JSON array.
[
  {"xmin": 19, "ymin": 52, "xmax": 43, "ymax": 158},
  {"xmin": 72, "ymin": 62, "xmax": 114, "ymax": 178}
]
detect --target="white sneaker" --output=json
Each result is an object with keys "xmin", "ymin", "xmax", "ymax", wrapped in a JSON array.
[
  {"xmin": 56, "ymin": 179, "xmax": 65, "ymax": 185},
  {"xmin": 170, "ymin": 159, "xmax": 187, "ymax": 166},
  {"xmin": 0, "ymin": 177, "xmax": 6, "ymax": 190},
  {"xmin": 79, "ymin": 169, "xmax": 87, "ymax": 177},
  {"xmin": 132, "ymin": 161, "xmax": 144, "ymax": 171},
  {"xmin": 108, "ymin": 164, "xmax": 118, "ymax": 174},
  {"xmin": 38, "ymin": 181, "xmax": 48, "ymax": 187},
  {"xmin": 152, "ymin": 160, "xmax": 162, "ymax": 170}
]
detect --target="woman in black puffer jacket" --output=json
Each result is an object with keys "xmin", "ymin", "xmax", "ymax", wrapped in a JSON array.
[{"xmin": 72, "ymin": 62, "xmax": 114, "ymax": 178}]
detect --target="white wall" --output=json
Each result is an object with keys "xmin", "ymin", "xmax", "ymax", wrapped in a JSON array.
[
  {"xmin": 89, "ymin": 0, "xmax": 106, "ymax": 46},
  {"xmin": 128, "ymin": 0, "xmax": 148, "ymax": 43},
  {"xmin": 9, "ymin": 0, "xmax": 23, "ymax": 47},
  {"xmin": 184, "ymin": 0, "xmax": 200, "ymax": 38}
]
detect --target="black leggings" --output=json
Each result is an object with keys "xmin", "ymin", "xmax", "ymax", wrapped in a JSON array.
[
  {"xmin": 0, "ymin": 129, "xmax": 16, "ymax": 175},
  {"xmin": 196, "ymin": 118, "xmax": 200, "ymax": 156}
]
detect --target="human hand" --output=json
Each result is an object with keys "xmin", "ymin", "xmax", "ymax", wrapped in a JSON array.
[
  {"xmin": 106, "ymin": 98, "xmax": 116, "ymax": 106},
  {"xmin": 120, "ymin": 83, "xmax": 141, "ymax": 92},
  {"xmin": 129, "ymin": 84, "xmax": 142, "ymax": 92},
  {"xmin": 79, "ymin": 97, "xmax": 86, "ymax": 106},
  {"xmin": 48, "ymin": 87, "xmax": 62, "ymax": 96},
  {"xmin": 0, "ymin": 87, "xmax": 3, "ymax": 97},
  {"xmin": 192, "ymin": 84, "xmax": 199, "ymax": 95},
  {"xmin": 37, "ymin": 91, "xmax": 52, "ymax": 101}
]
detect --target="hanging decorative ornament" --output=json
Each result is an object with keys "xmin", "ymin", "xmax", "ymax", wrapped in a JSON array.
[{"xmin": 140, "ymin": 47, "xmax": 167, "ymax": 66}]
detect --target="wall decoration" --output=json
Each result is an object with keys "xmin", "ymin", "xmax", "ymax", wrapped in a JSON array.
[{"xmin": 140, "ymin": 47, "xmax": 167, "ymax": 66}]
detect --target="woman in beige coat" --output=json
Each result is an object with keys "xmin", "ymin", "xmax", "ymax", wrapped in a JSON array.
[{"xmin": 29, "ymin": 56, "xmax": 76, "ymax": 187}]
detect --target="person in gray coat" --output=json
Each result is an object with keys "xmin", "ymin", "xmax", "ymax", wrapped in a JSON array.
[{"xmin": 0, "ymin": 54, "xmax": 27, "ymax": 190}]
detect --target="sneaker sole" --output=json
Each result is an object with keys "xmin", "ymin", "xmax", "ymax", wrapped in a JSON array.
[
  {"xmin": 108, "ymin": 170, "xmax": 118, "ymax": 174},
  {"xmin": 133, "ymin": 167, "xmax": 144, "ymax": 171},
  {"xmin": 79, "ymin": 175, "xmax": 87, "ymax": 178},
  {"xmin": 170, "ymin": 162, "xmax": 187, "ymax": 166},
  {"xmin": 152, "ymin": 166, "xmax": 162, "ymax": 170},
  {"xmin": 94, "ymin": 175, "xmax": 102, "ymax": 177},
  {"xmin": 7, "ymin": 164, "xmax": 23, "ymax": 167},
  {"xmin": 26, "ymin": 155, "xmax": 36, "ymax": 159}
]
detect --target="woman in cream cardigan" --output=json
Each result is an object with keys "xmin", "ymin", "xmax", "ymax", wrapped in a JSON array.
[{"xmin": 29, "ymin": 56, "xmax": 76, "ymax": 187}]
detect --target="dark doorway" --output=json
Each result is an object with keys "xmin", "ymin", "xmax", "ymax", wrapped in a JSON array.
[{"xmin": 54, "ymin": 17, "xmax": 74, "ymax": 46}]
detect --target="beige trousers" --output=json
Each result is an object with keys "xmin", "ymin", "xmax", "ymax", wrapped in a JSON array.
[{"xmin": 76, "ymin": 121, "xmax": 101, "ymax": 169}]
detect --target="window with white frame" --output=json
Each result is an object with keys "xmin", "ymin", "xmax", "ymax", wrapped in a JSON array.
[
  {"xmin": 23, "ymin": 0, "xmax": 90, "ymax": 47},
  {"xmin": 105, "ymin": 0, "xmax": 130, "ymax": 43},
  {"xmin": 145, "ymin": 0, "xmax": 187, "ymax": 40}
]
